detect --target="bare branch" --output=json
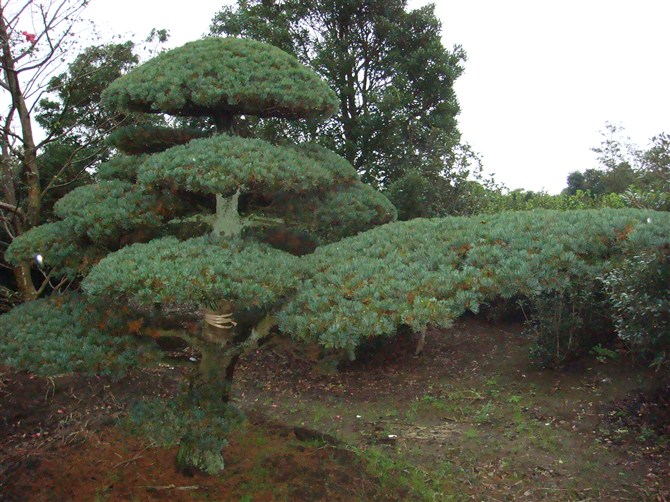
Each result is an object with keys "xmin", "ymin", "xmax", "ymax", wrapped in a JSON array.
[
  {"xmin": 4, "ymin": 1, "xmax": 34, "ymax": 30},
  {"xmin": 0, "ymin": 211, "xmax": 17, "ymax": 239},
  {"xmin": 0, "ymin": 199, "xmax": 24, "ymax": 215}
]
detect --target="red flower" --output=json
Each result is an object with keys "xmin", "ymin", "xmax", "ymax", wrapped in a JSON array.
[{"xmin": 22, "ymin": 31, "xmax": 36, "ymax": 44}]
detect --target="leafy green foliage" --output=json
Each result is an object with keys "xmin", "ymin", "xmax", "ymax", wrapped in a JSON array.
[
  {"xmin": 279, "ymin": 210, "xmax": 670, "ymax": 357},
  {"xmin": 622, "ymin": 187, "xmax": 670, "ymax": 212},
  {"xmin": 37, "ymin": 41, "xmax": 139, "ymax": 141},
  {"xmin": 107, "ymin": 124, "xmax": 210, "ymax": 155},
  {"xmin": 0, "ymin": 294, "xmax": 153, "ymax": 376},
  {"xmin": 138, "ymin": 134, "xmax": 358, "ymax": 196},
  {"xmin": 523, "ymin": 281, "xmax": 611, "ymax": 366},
  {"xmin": 564, "ymin": 166, "xmax": 636, "ymax": 196},
  {"xmin": 384, "ymin": 170, "xmax": 437, "ymax": 220},
  {"xmin": 473, "ymin": 188, "xmax": 627, "ymax": 214},
  {"xmin": 83, "ymin": 236, "xmax": 303, "ymax": 310},
  {"xmin": 30, "ymin": 41, "xmax": 152, "ymax": 223},
  {"xmin": 101, "ymin": 38, "xmax": 339, "ymax": 120},
  {"xmin": 564, "ymin": 123, "xmax": 670, "ymax": 201},
  {"xmin": 603, "ymin": 244, "xmax": 670, "ymax": 368}
]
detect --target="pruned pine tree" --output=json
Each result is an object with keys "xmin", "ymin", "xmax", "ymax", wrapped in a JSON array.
[{"xmin": 6, "ymin": 37, "xmax": 396, "ymax": 473}]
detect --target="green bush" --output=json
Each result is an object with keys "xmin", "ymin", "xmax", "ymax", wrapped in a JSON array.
[
  {"xmin": 523, "ymin": 281, "xmax": 612, "ymax": 366},
  {"xmin": 123, "ymin": 391, "xmax": 244, "ymax": 474},
  {"xmin": 0, "ymin": 294, "xmax": 155, "ymax": 376},
  {"xmin": 280, "ymin": 209, "xmax": 670, "ymax": 359},
  {"xmin": 603, "ymin": 244, "xmax": 670, "ymax": 368},
  {"xmin": 479, "ymin": 189, "xmax": 627, "ymax": 214}
]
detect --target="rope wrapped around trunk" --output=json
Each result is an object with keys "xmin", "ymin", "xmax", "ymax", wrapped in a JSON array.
[{"xmin": 204, "ymin": 310, "xmax": 237, "ymax": 330}]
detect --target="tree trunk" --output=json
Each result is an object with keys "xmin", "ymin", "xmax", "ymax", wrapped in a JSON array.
[
  {"xmin": 0, "ymin": 9, "xmax": 39, "ymax": 301},
  {"xmin": 175, "ymin": 341, "xmax": 240, "ymax": 475},
  {"xmin": 175, "ymin": 310, "xmax": 277, "ymax": 474},
  {"xmin": 12, "ymin": 263, "xmax": 37, "ymax": 301},
  {"xmin": 197, "ymin": 341, "xmax": 240, "ymax": 404},
  {"xmin": 212, "ymin": 191, "xmax": 242, "ymax": 238},
  {"xmin": 0, "ymin": 12, "xmax": 41, "ymax": 229},
  {"xmin": 213, "ymin": 112, "xmax": 234, "ymax": 134}
]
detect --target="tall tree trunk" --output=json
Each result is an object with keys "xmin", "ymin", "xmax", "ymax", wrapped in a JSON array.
[
  {"xmin": 0, "ymin": 9, "xmax": 39, "ymax": 301},
  {"xmin": 0, "ymin": 12, "xmax": 41, "ymax": 228}
]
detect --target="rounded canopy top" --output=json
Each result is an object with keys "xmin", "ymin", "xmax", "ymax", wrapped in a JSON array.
[{"xmin": 101, "ymin": 37, "xmax": 339, "ymax": 120}]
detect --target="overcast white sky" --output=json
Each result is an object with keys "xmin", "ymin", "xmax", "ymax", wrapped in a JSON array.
[{"xmin": 86, "ymin": 0, "xmax": 670, "ymax": 193}]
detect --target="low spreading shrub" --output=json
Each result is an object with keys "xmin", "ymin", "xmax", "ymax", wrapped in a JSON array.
[{"xmin": 281, "ymin": 209, "xmax": 670, "ymax": 363}]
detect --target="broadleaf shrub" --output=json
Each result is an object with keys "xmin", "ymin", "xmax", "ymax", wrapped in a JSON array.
[
  {"xmin": 603, "ymin": 244, "xmax": 670, "ymax": 368},
  {"xmin": 523, "ymin": 280, "xmax": 612, "ymax": 367}
]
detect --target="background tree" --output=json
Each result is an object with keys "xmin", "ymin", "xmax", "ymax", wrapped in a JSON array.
[
  {"xmin": 637, "ymin": 132, "xmax": 670, "ymax": 192},
  {"xmin": 210, "ymin": 0, "xmax": 466, "ymax": 187},
  {"xmin": 563, "ymin": 123, "xmax": 669, "ymax": 201},
  {"xmin": 384, "ymin": 142, "xmax": 490, "ymax": 219},
  {"xmin": 33, "ymin": 41, "xmax": 142, "ymax": 219},
  {"xmin": 0, "ymin": 1, "xmax": 169, "ymax": 305},
  {"xmin": 7, "ymin": 37, "xmax": 396, "ymax": 473},
  {"xmin": 0, "ymin": 0, "xmax": 93, "ymax": 300}
]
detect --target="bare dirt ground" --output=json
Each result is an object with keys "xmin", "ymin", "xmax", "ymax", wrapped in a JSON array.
[{"xmin": 2, "ymin": 317, "xmax": 669, "ymax": 501}]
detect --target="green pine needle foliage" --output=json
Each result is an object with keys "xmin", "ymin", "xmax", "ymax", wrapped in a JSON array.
[
  {"xmin": 4, "ymin": 220, "xmax": 99, "ymax": 278},
  {"xmin": 54, "ymin": 180, "xmax": 179, "ymax": 242},
  {"xmin": 123, "ymin": 393, "xmax": 243, "ymax": 474},
  {"xmin": 279, "ymin": 209, "xmax": 670, "ymax": 357},
  {"xmin": 83, "ymin": 235, "xmax": 303, "ymax": 310},
  {"xmin": 314, "ymin": 183, "xmax": 398, "ymax": 243},
  {"xmin": 288, "ymin": 143, "xmax": 359, "ymax": 182},
  {"xmin": 101, "ymin": 37, "xmax": 339, "ymax": 120},
  {"xmin": 0, "ymin": 294, "xmax": 154, "ymax": 376},
  {"xmin": 138, "ymin": 134, "xmax": 357, "ymax": 196},
  {"xmin": 96, "ymin": 155, "xmax": 145, "ymax": 182},
  {"xmin": 246, "ymin": 182, "xmax": 397, "ymax": 246},
  {"xmin": 107, "ymin": 124, "xmax": 210, "ymax": 155}
]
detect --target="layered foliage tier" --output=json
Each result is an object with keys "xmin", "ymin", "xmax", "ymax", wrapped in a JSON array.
[
  {"xmin": 101, "ymin": 37, "xmax": 339, "ymax": 120},
  {"xmin": 0, "ymin": 294, "xmax": 154, "ymax": 376},
  {"xmin": 138, "ymin": 135, "xmax": 358, "ymax": 196},
  {"xmin": 6, "ymin": 179, "xmax": 180, "ymax": 278},
  {"xmin": 84, "ymin": 236, "xmax": 303, "ymax": 311},
  {"xmin": 107, "ymin": 124, "xmax": 210, "ymax": 155}
]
